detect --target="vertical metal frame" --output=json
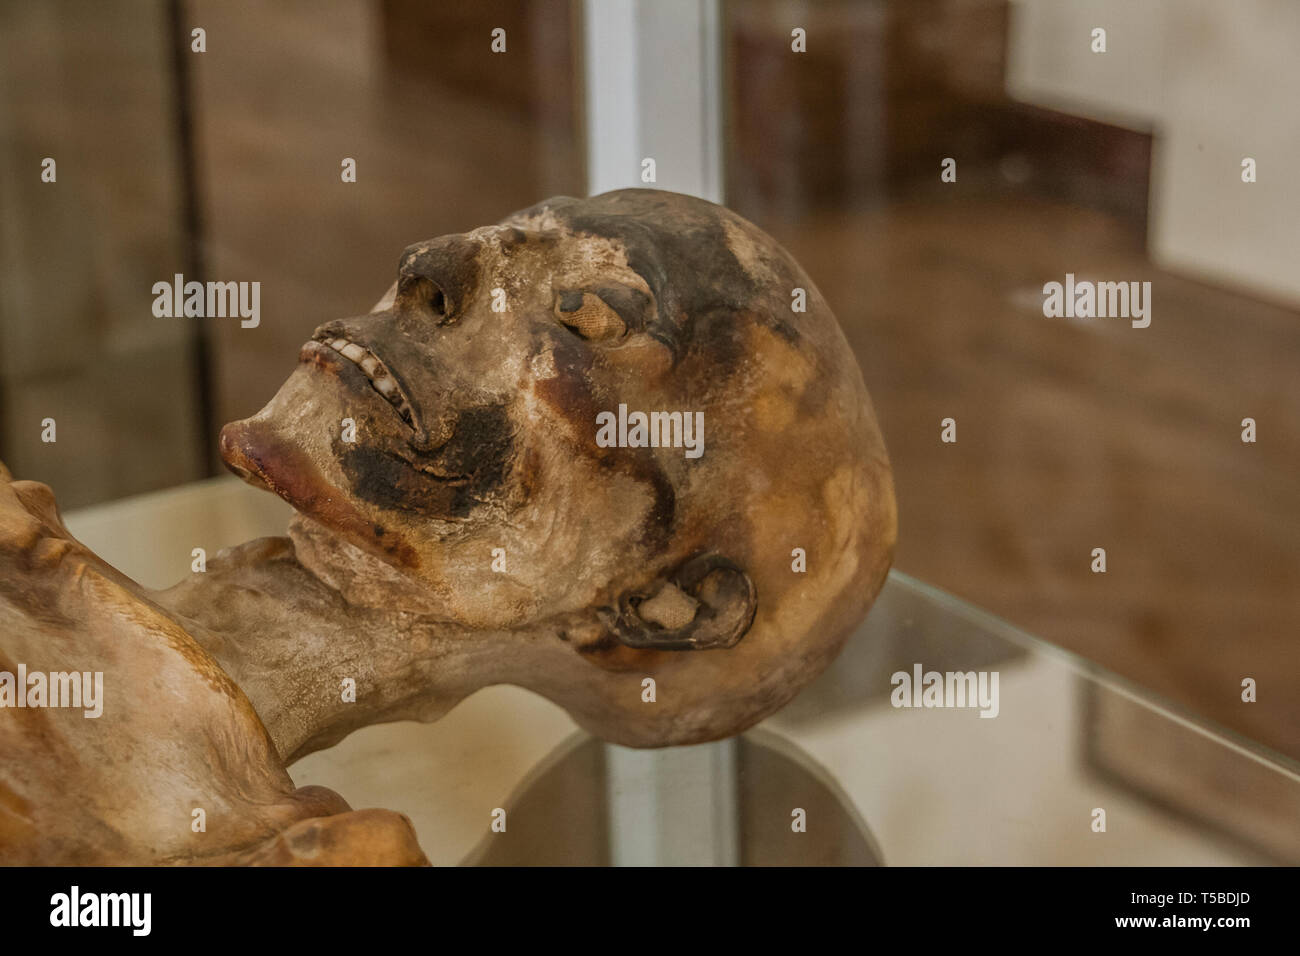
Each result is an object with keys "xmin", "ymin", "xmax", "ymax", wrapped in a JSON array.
[
  {"xmin": 582, "ymin": 0, "xmax": 737, "ymax": 865},
  {"xmin": 583, "ymin": 0, "xmax": 723, "ymax": 203}
]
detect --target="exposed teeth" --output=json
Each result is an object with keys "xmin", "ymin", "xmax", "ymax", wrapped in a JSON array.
[{"xmin": 318, "ymin": 336, "xmax": 414, "ymax": 427}]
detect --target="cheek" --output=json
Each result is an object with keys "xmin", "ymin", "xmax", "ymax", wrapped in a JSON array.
[
  {"xmin": 530, "ymin": 332, "xmax": 673, "ymax": 417},
  {"xmin": 336, "ymin": 404, "xmax": 516, "ymax": 523},
  {"xmin": 339, "ymin": 445, "xmax": 466, "ymax": 517},
  {"xmin": 222, "ymin": 420, "xmax": 421, "ymax": 568},
  {"xmin": 530, "ymin": 340, "xmax": 601, "ymax": 435}
]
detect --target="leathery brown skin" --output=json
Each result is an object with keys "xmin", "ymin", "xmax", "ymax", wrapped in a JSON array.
[
  {"xmin": 0, "ymin": 464, "xmax": 428, "ymax": 865},
  {"xmin": 0, "ymin": 190, "xmax": 893, "ymax": 864},
  {"xmin": 158, "ymin": 188, "xmax": 897, "ymax": 759}
]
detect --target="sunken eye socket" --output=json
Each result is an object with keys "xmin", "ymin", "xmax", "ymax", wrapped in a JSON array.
[
  {"xmin": 554, "ymin": 291, "xmax": 627, "ymax": 341},
  {"xmin": 400, "ymin": 276, "xmax": 450, "ymax": 323}
]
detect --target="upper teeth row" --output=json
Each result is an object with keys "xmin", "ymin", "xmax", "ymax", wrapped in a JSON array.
[{"xmin": 323, "ymin": 337, "xmax": 415, "ymax": 425}]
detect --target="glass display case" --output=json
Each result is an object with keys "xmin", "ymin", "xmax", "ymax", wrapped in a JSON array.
[
  {"xmin": 65, "ymin": 478, "xmax": 1300, "ymax": 865},
  {"xmin": 4, "ymin": 0, "xmax": 1297, "ymax": 876}
]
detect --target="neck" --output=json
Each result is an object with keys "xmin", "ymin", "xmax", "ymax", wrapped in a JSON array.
[{"xmin": 152, "ymin": 520, "xmax": 519, "ymax": 763}]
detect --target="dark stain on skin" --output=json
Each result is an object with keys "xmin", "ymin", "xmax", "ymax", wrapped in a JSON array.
[
  {"xmin": 533, "ymin": 338, "xmax": 677, "ymax": 550},
  {"xmin": 760, "ymin": 299, "xmax": 801, "ymax": 345},
  {"xmin": 342, "ymin": 446, "xmax": 459, "ymax": 515},
  {"xmin": 691, "ymin": 308, "xmax": 750, "ymax": 377},
  {"xmin": 574, "ymin": 630, "xmax": 619, "ymax": 655},
  {"xmin": 633, "ymin": 461, "xmax": 676, "ymax": 552},
  {"xmin": 574, "ymin": 630, "xmax": 668, "ymax": 673},
  {"xmin": 516, "ymin": 445, "xmax": 543, "ymax": 503},
  {"xmin": 588, "ymin": 450, "xmax": 677, "ymax": 554},
  {"xmin": 497, "ymin": 226, "xmax": 527, "ymax": 253},
  {"xmin": 585, "ymin": 401, "xmax": 677, "ymax": 554},
  {"xmin": 528, "ymin": 190, "xmax": 802, "ymax": 350},
  {"xmin": 221, "ymin": 425, "xmax": 419, "ymax": 567},
  {"xmin": 532, "ymin": 336, "xmax": 593, "ymax": 415},
  {"xmin": 434, "ymin": 405, "xmax": 514, "ymax": 517},
  {"xmin": 341, "ymin": 404, "xmax": 514, "ymax": 520}
]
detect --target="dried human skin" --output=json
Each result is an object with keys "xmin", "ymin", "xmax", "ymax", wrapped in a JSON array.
[
  {"xmin": 166, "ymin": 188, "xmax": 897, "ymax": 759},
  {"xmin": 0, "ymin": 464, "xmax": 427, "ymax": 865},
  {"xmin": 0, "ymin": 190, "xmax": 894, "ymax": 865}
]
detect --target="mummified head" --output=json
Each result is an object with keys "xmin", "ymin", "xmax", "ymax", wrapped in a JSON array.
[{"xmin": 220, "ymin": 189, "xmax": 896, "ymax": 746}]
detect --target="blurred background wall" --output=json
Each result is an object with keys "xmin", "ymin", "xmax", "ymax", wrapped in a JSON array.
[
  {"xmin": 1008, "ymin": 0, "xmax": 1300, "ymax": 306},
  {"xmin": 1, "ymin": 0, "xmax": 1296, "ymax": 765},
  {"xmin": 722, "ymin": 0, "xmax": 1299, "ymax": 763},
  {"xmin": 0, "ymin": 1, "xmax": 206, "ymax": 504},
  {"xmin": 185, "ymin": 0, "xmax": 583, "ymax": 445},
  {"xmin": 0, "ymin": 0, "xmax": 583, "ymax": 507}
]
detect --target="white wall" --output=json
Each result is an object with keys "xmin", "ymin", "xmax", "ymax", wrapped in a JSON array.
[{"xmin": 1007, "ymin": 0, "xmax": 1300, "ymax": 306}]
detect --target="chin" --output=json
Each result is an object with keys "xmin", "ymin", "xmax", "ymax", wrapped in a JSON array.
[{"xmin": 219, "ymin": 417, "xmax": 421, "ymax": 568}]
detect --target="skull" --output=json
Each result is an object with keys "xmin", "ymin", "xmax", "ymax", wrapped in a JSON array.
[{"xmin": 218, "ymin": 189, "xmax": 896, "ymax": 749}]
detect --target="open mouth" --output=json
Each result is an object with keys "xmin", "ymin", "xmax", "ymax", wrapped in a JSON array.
[{"xmin": 309, "ymin": 334, "xmax": 417, "ymax": 428}]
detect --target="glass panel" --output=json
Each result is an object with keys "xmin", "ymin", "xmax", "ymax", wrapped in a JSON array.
[
  {"xmin": 184, "ymin": 0, "xmax": 584, "ymax": 446},
  {"xmin": 723, "ymin": 0, "xmax": 1300, "ymax": 763},
  {"xmin": 0, "ymin": 0, "xmax": 206, "ymax": 508},
  {"xmin": 19, "ymin": 0, "xmax": 1297, "ymax": 868},
  {"xmin": 0, "ymin": 0, "xmax": 583, "ymax": 504},
  {"xmin": 760, "ymin": 571, "xmax": 1299, "ymax": 865},
  {"xmin": 65, "ymin": 482, "xmax": 1300, "ymax": 865}
]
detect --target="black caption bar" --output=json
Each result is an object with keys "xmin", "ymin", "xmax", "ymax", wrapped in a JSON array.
[{"xmin": 0, "ymin": 865, "xmax": 1288, "ymax": 944}]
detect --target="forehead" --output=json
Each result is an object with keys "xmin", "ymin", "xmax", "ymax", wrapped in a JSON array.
[
  {"xmin": 502, "ymin": 196, "xmax": 770, "ymax": 318},
  {"xmin": 402, "ymin": 220, "xmax": 650, "ymax": 294}
]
